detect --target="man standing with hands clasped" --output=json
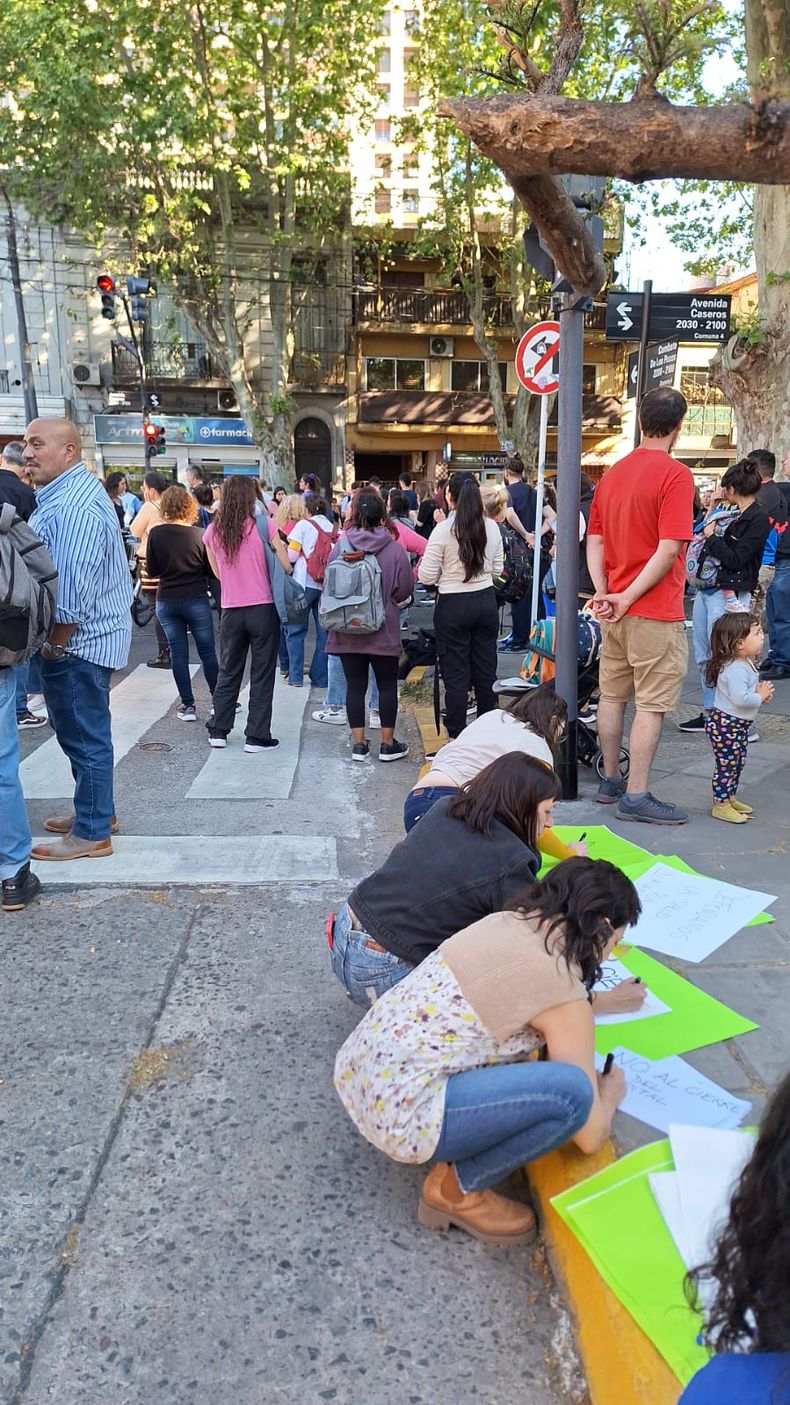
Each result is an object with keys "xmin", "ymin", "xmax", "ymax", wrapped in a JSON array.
[
  {"xmin": 586, "ymin": 387, "xmax": 694, "ymax": 825},
  {"xmin": 25, "ymin": 419, "xmax": 131, "ymax": 859}
]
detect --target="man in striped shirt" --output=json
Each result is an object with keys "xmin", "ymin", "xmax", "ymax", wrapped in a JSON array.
[{"xmin": 24, "ymin": 419, "xmax": 131, "ymax": 860}]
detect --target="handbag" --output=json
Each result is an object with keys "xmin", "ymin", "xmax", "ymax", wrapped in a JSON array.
[{"xmin": 255, "ymin": 514, "xmax": 310, "ymax": 625}]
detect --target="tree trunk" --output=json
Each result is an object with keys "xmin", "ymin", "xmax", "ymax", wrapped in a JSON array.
[
  {"xmin": 709, "ymin": 0, "xmax": 790, "ymax": 467},
  {"xmin": 512, "ymin": 385, "xmax": 542, "ymax": 469},
  {"xmin": 439, "ymin": 92, "xmax": 790, "ymax": 184}
]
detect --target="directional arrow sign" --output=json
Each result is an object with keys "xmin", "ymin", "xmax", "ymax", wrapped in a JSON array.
[{"xmin": 606, "ymin": 291, "xmax": 731, "ymax": 343}]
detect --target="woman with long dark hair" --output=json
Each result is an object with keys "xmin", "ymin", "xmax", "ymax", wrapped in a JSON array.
[
  {"xmin": 681, "ymin": 1072, "xmax": 790, "ymax": 1401},
  {"xmin": 325, "ymin": 490, "xmax": 413, "ymax": 763},
  {"xmin": 203, "ymin": 475, "xmax": 292, "ymax": 751},
  {"xmin": 145, "ymin": 485, "xmax": 219, "ymax": 722},
  {"xmin": 334, "ymin": 856, "xmax": 638, "ymax": 1245},
  {"xmin": 418, "ymin": 473, "xmax": 504, "ymax": 738}
]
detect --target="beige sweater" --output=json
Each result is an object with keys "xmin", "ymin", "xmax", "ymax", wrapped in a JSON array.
[{"xmin": 418, "ymin": 515, "xmax": 504, "ymax": 593}]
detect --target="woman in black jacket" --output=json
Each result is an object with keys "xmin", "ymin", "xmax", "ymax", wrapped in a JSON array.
[{"xmin": 682, "ymin": 459, "xmax": 770, "ymax": 730}]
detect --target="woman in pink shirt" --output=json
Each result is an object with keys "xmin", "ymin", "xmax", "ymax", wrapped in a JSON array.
[{"xmin": 204, "ymin": 477, "xmax": 292, "ymax": 753}]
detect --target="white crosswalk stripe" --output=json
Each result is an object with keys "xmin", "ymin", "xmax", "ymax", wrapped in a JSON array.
[
  {"xmin": 29, "ymin": 834, "xmax": 338, "ymax": 885},
  {"xmin": 187, "ymin": 678, "xmax": 310, "ymax": 801},
  {"xmin": 18, "ymin": 664, "xmax": 198, "ymax": 799}
]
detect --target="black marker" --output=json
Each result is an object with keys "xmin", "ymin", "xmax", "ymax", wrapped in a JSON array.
[
  {"xmin": 602, "ymin": 1052, "xmax": 615, "ymax": 1076},
  {"xmin": 634, "ymin": 977, "xmax": 642, "ymax": 985},
  {"xmin": 578, "ymin": 831, "xmax": 587, "ymax": 842}
]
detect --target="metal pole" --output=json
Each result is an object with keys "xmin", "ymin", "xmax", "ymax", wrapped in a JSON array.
[
  {"xmin": 555, "ymin": 293, "xmax": 584, "ymax": 800},
  {"xmin": 632, "ymin": 278, "xmax": 653, "ymax": 448},
  {"xmin": 2, "ymin": 190, "xmax": 38, "ymax": 423},
  {"xmin": 530, "ymin": 392, "xmax": 549, "ymax": 627},
  {"xmin": 121, "ymin": 294, "xmax": 150, "ymax": 466}
]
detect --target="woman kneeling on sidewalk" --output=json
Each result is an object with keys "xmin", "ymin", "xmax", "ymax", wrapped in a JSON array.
[{"xmin": 334, "ymin": 858, "xmax": 639, "ymax": 1245}]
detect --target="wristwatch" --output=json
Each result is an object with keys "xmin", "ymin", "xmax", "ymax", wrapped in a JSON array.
[{"xmin": 42, "ymin": 642, "xmax": 68, "ymax": 660}]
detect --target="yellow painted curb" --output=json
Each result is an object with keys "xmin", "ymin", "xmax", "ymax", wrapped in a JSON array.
[{"xmin": 406, "ymin": 681, "xmax": 681, "ymax": 1405}]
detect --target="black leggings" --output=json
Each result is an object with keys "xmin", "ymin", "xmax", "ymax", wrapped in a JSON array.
[
  {"xmin": 435, "ymin": 587, "xmax": 498, "ymax": 738},
  {"xmin": 341, "ymin": 653, "xmax": 399, "ymax": 729}
]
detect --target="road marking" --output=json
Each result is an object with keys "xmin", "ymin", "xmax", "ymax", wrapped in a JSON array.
[
  {"xmin": 30, "ymin": 834, "xmax": 338, "ymax": 885},
  {"xmin": 18, "ymin": 663, "xmax": 198, "ymax": 799},
  {"xmin": 186, "ymin": 678, "xmax": 311, "ymax": 801}
]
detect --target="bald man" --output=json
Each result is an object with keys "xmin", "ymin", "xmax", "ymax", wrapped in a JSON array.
[{"xmin": 25, "ymin": 419, "xmax": 131, "ymax": 859}]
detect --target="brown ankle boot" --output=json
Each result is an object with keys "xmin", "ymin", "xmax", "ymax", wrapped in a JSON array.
[{"xmin": 418, "ymin": 1162, "xmax": 537, "ymax": 1245}]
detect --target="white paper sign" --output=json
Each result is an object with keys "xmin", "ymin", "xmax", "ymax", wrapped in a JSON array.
[
  {"xmin": 631, "ymin": 863, "xmax": 775, "ymax": 963},
  {"xmin": 596, "ymin": 1047, "xmax": 751, "ymax": 1134},
  {"xmin": 669, "ymin": 1124, "xmax": 755, "ymax": 1269},
  {"xmin": 649, "ymin": 1171, "xmax": 693, "ymax": 1265},
  {"xmin": 593, "ymin": 958, "xmax": 672, "ymax": 1025}
]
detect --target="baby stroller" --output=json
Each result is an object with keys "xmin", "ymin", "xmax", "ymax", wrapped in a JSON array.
[{"xmin": 495, "ymin": 613, "xmax": 630, "ymax": 779}]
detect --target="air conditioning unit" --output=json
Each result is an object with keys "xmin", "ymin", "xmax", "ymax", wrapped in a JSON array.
[
  {"xmin": 217, "ymin": 388, "xmax": 240, "ymax": 412},
  {"xmin": 72, "ymin": 362, "xmax": 101, "ymax": 387},
  {"xmin": 430, "ymin": 336, "xmax": 454, "ymax": 358}
]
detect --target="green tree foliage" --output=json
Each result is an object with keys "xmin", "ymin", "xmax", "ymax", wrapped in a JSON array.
[{"xmin": 0, "ymin": 0, "xmax": 385, "ymax": 473}]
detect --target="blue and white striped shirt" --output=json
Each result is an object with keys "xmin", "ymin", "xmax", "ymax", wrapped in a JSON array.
[{"xmin": 30, "ymin": 462, "xmax": 132, "ymax": 670}]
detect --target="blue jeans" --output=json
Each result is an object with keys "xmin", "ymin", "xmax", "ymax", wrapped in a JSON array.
[
  {"xmin": 766, "ymin": 558, "xmax": 790, "ymax": 667},
  {"xmin": 403, "ymin": 785, "xmax": 456, "ymax": 832},
  {"xmin": 40, "ymin": 653, "xmax": 115, "ymax": 840},
  {"xmin": 0, "ymin": 666, "xmax": 31, "ymax": 878},
  {"xmin": 432, "ymin": 1061, "xmax": 593, "ymax": 1192},
  {"xmin": 329, "ymin": 902, "xmax": 412, "ymax": 1007},
  {"xmin": 14, "ymin": 653, "xmax": 41, "ymax": 718},
  {"xmin": 285, "ymin": 586, "xmax": 327, "ymax": 688},
  {"xmin": 692, "ymin": 588, "xmax": 750, "ymax": 708},
  {"xmin": 325, "ymin": 653, "xmax": 380, "ymax": 711},
  {"xmin": 156, "ymin": 596, "xmax": 219, "ymax": 706}
]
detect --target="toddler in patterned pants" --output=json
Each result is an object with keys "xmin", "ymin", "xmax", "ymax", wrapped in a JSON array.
[{"xmin": 704, "ymin": 613, "xmax": 773, "ymax": 823}]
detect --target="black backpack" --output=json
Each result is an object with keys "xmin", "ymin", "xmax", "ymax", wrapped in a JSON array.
[{"xmin": 0, "ymin": 503, "xmax": 58, "ymax": 667}]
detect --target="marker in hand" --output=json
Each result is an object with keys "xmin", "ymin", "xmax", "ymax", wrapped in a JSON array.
[{"xmin": 602, "ymin": 1052, "xmax": 615, "ymax": 1076}]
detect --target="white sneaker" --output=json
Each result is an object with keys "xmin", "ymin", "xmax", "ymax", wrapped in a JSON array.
[
  {"xmin": 369, "ymin": 709, "xmax": 382, "ymax": 730},
  {"xmin": 177, "ymin": 704, "xmax": 197, "ymax": 722},
  {"xmin": 312, "ymin": 706, "xmax": 347, "ymax": 725},
  {"xmin": 208, "ymin": 735, "xmax": 227, "ymax": 748}
]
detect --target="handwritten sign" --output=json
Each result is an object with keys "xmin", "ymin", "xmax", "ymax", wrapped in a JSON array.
[
  {"xmin": 596, "ymin": 1047, "xmax": 751, "ymax": 1134},
  {"xmin": 594, "ymin": 959, "xmax": 671, "ymax": 1026},
  {"xmin": 631, "ymin": 862, "xmax": 775, "ymax": 963}
]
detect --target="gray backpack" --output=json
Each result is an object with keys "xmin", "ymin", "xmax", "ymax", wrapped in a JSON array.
[
  {"xmin": 0, "ymin": 503, "xmax": 58, "ymax": 667},
  {"xmin": 319, "ymin": 538, "xmax": 386, "ymax": 635}
]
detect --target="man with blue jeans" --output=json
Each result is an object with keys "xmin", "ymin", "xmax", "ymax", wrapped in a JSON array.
[
  {"xmin": 761, "ymin": 464, "xmax": 790, "ymax": 681},
  {"xmin": 0, "ymin": 663, "xmax": 41, "ymax": 910},
  {"xmin": 25, "ymin": 419, "xmax": 131, "ymax": 860}
]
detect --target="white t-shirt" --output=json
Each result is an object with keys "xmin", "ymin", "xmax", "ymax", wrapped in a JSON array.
[
  {"xmin": 287, "ymin": 514, "xmax": 334, "ymax": 588},
  {"xmin": 423, "ymin": 708, "xmax": 553, "ymax": 786}
]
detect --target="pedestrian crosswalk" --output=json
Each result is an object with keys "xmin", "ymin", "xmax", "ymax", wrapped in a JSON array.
[{"xmin": 22, "ymin": 664, "xmax": 339, "ymax": 885}]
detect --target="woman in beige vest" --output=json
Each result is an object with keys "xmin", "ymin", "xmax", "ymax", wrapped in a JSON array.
[
  {"xmin": 335, "ymin": 857, "xmax": 639, "ymax": 1246},
  {"xmin": 129, "ymin": 470, "xmax": 171, "ymax": 668}
]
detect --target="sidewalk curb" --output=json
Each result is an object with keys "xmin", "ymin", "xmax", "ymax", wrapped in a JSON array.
[{"xmin": 405, "ymin": 687, "xmax": 681, "ymax": 1405}]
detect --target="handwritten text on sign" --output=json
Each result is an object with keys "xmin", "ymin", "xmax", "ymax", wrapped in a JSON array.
[
  {"xmin": 631, "ymin": 862, "xmax": 775, "ymax": 963},
  {"xmin": 596, "ymin": 1047, "xmax": 751, "ymax": 1134}
]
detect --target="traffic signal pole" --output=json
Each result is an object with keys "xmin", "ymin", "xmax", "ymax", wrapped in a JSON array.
[
  {"xmin": 554, "ymin": 292, "xmax": 585, "ymax": 800},
  {"xmin": 120, "ymin": 293, "xmax": 152, "ymax": 465}
]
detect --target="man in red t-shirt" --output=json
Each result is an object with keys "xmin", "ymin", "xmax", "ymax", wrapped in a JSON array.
[{"xmin": 586, "ymin": 387, "xmax": 694, "ymax": 825}]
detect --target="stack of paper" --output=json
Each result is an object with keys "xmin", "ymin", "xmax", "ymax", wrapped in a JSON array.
[{"xmin": 650, "ymin": 1125, "xmax": 755, "ymax": 1276}]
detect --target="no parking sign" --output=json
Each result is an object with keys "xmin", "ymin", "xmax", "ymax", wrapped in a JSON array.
[{"xmin": 515, "ymin": 320, "xmax": 561, "ymax": 395}]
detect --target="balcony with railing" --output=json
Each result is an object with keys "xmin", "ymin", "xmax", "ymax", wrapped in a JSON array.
[
  {"xmin": 359, "ymin": 389, "xmax": 622, "ymax": 431},
  {"xmin": 111, "ymin": 340, "xmax": 214, "ymax": 382},
  {"xmin": 288, "ymin": 348, "xmax": 347, "ymax": 391},
  {"xmin": 353, "ymin": 287, "xmax": 514, "ymax": 328}
]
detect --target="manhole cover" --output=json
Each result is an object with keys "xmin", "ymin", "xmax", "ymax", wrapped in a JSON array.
[{"xmin": 137, "ymin": 741, "xmax": 172, "ymax": 753}]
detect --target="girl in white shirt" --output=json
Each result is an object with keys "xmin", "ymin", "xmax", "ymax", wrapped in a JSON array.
[{"xmin": 418, "ymin": 474, "xmax": 504, "ymax": 738}]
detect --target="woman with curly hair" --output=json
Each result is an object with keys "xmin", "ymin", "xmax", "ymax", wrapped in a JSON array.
[
  {"xmin": 681, "ymin": 1073, "xmax": 790, "ymax": 1402},
  {"xmin": 145, "ymin": 485, "xmax": 219, "ymax": 722},
  {"xmin": 204, "ymin": 475, "xmax": 292, "ymax": 751}
]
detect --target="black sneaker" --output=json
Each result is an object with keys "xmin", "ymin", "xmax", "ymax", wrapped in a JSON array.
[
  {"xmin": 678, "ymin": 713, "xmax": 706, "ymax": 733},
  {"xmin": 244, "ymin": 738, "xmax": 280, "ymax": 752},
  {"xmin": 352, "ymin": 741, "xmax": 370, "ymax": 762},
  {"xmin": 147, "ymin": 651, "xmax": 171, "ymax": 669},
  {"xmin": 379, "ymin": 739, "xmax": 409, "ymax": 763},
  {"xmin": 17, "ymin": 709, "xmax": 47, "ymax": 729},
  {"xmin": 759, "ymin": 664, "xmax": 790, "ymax": 681},
  {"xmin": 2, "ymin": 863, "xmax": 42, "ymax": 912}
]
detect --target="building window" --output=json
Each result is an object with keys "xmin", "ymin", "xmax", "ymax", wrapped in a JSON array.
[
  {"xmin": 451, "ymin": 360, "xmax": 508, "ymax": 393},
  {"xmin": 378, "ymin": 10, "xmax": 391, "ymax": 33},
  {"xmin": 365, "ymin": 357, "xmax": 426, "ymax": 391},
  {"xmin": 680, "ymin": 368, "xmax": 723, "ymax": 403},
  {"xmin": 374, "ymin": 119, "xmax": 391, "ymax": 142},
  {"xmin": 402, "ymin": 189, "xmax": 419, "ymax": 214},
  {"xmin": 403, "ymin": 155, "xmax": 420, "ymax": 179},
  {"xmin": 403, "ymin": 83, "xmax": 420, "ymax": 108},
  {"xmin": 377, "ymin": 84, "xmax": 390, "ymax": 112},
  {"xmin": 582, "ymin": 363, "xmax": 597, "ymax": 395},
  {"xmin": 378, "ymin": 48, "xmax": 391, "ymax": 74},
  {"xmin": 374, "ymin": 153, "xmax": 392, "ymax": 176},
  {"xmin": 375, "ymin": 188, "xmax": 392, "ymax": 215},
  {"xmin": 404, "ymin": 10, "xmax": 420, "ymax": 34}
]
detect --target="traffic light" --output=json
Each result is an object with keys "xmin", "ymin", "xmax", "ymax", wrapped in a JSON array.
[
  {"xmin": 143, "ymin": 419, "xmax": 166, "ymax": 458},
  {"xmin": 97, "ymin": 273, "xmax": 118, "ymax": 320},
  {"xmin": 126, "ymin": 275, "xmax": 157, "ymax": 323}
]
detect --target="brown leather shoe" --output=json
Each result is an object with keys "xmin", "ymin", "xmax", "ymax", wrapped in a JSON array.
[
  {"xmin": 44, "ymin": 814, "xmax": 119, "ymax": 835},
  {"xmin": 31, "ymin": 834, "xmax": 114, "ymax": 862},
  {"xmin": 418, "ymin": 1162, "xmax": 537, "ymax": 1245}
]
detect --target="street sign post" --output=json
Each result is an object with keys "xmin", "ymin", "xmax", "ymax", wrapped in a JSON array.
[
  {"xmin": 626, "ymin": 340, "xmax": 679, "ymax": 399},
  {"xmin": 606, "ymin": 291, "xmax": 731, "ymax": 343},
  {"xmin": 515, "ymin": 321, "xmax": 560, "ymax": 629}
]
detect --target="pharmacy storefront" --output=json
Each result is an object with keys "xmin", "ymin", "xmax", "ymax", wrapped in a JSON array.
[{"xmin": 94, "ymin": 413, "xmax": 264, "ymax": 483}]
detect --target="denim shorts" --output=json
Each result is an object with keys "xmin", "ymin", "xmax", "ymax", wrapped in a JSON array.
[{"xmin": 329, "ymin": 902, "xmax": 413, "ymax": 1008}]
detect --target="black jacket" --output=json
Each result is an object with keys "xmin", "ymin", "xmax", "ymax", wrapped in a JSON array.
[
  {"xmin": 704, "ymin": 500, "xmax": 771, "ymax": 592},
  {"xmin": 348, "ymin": 798, "xmax": 540, "ymax": 966},
  {"xmin": 0, "ymin": 468, "xmax": 35, "ymax": 521},
  {"xmin": 775, "ymin": 482, "xmax": 790, "ymax": 561}
]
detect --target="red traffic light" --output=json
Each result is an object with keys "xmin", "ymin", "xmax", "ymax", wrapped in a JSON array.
[
  {"xmin": 143, "ymin": 420, "xmax": 158, "ymax": 440},
  {"xmin": 97, "ymin": 273, "xmax": 115, "ymax": 293}
]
